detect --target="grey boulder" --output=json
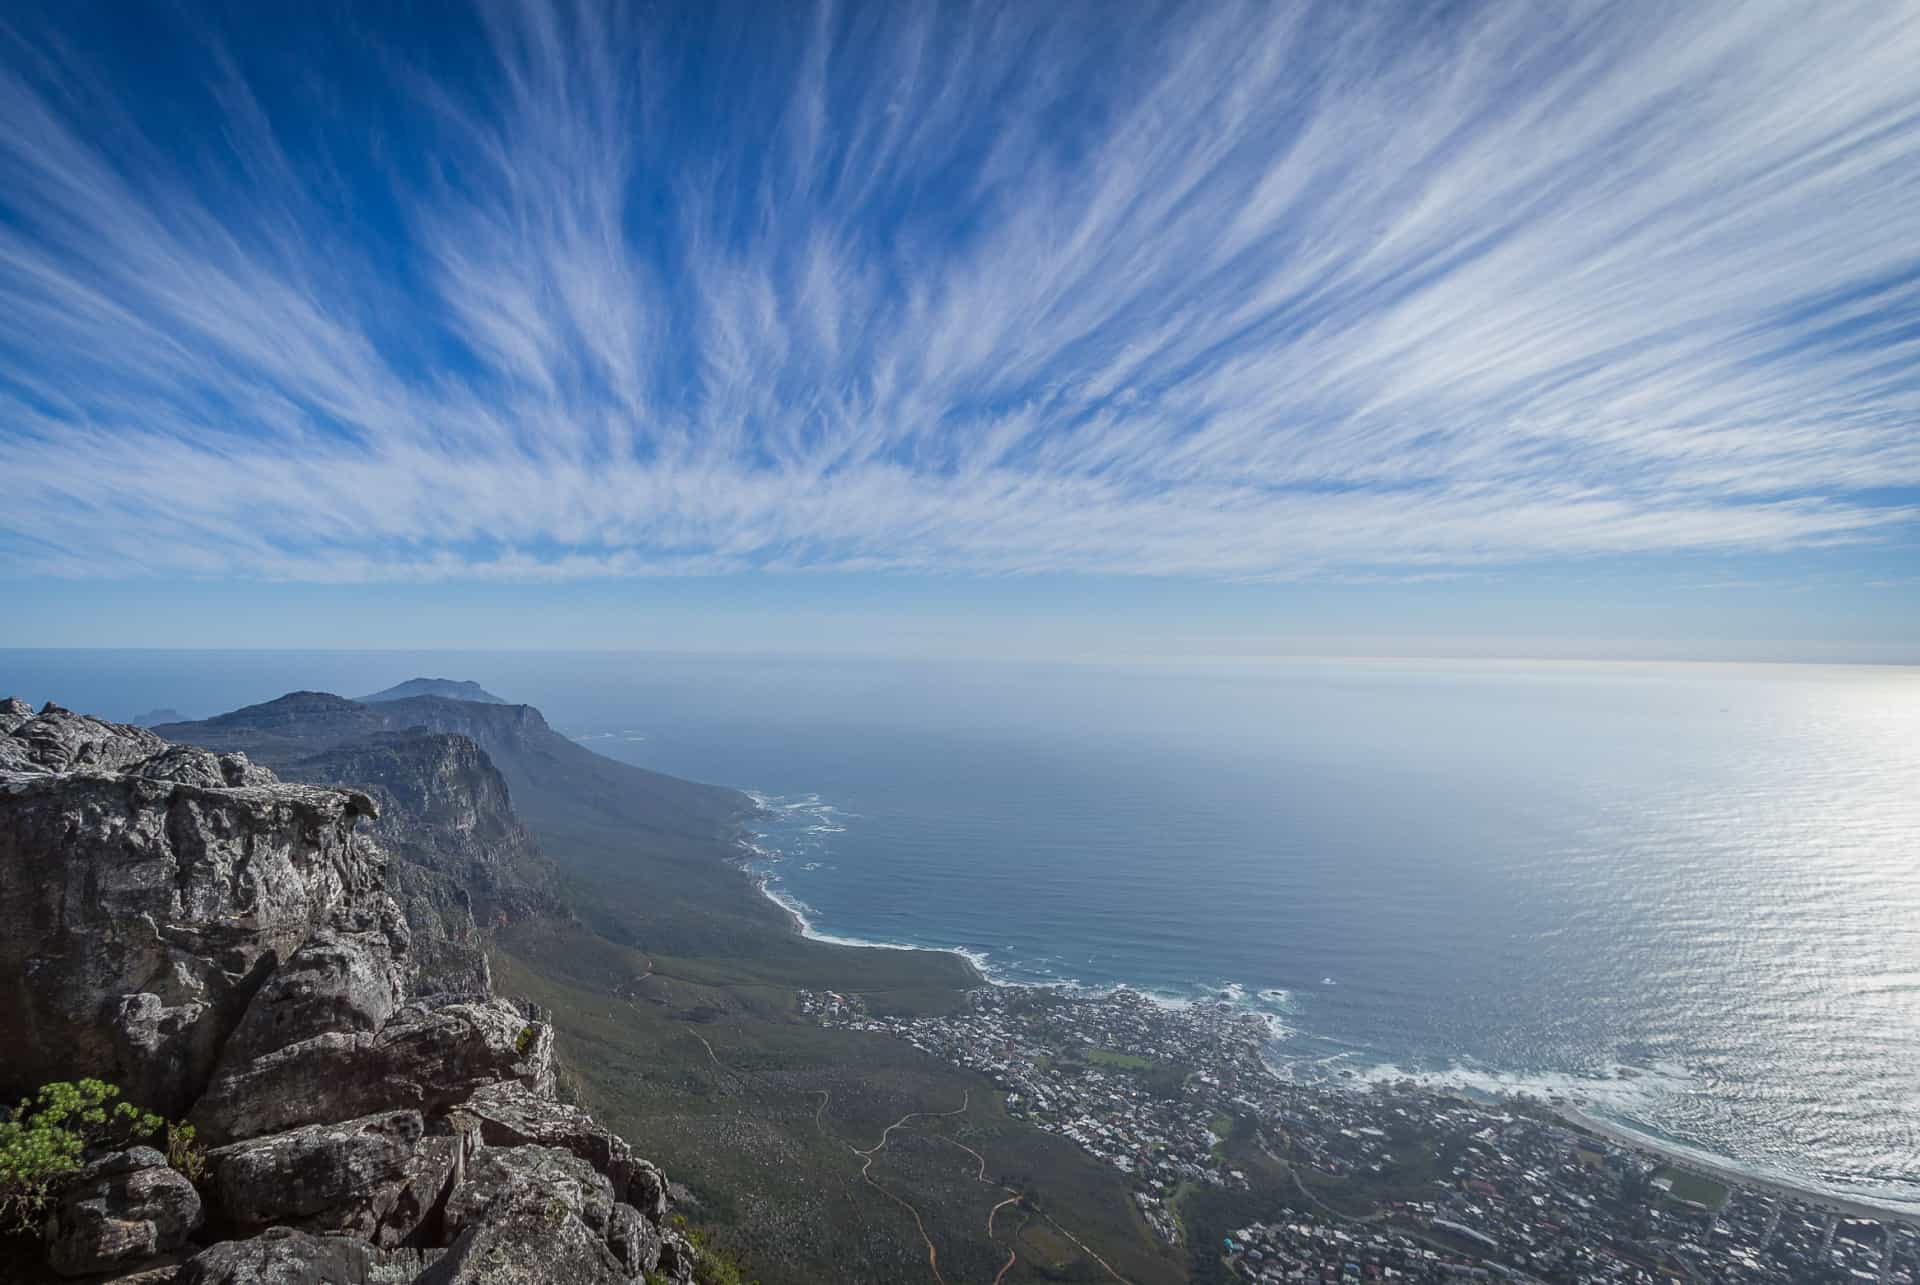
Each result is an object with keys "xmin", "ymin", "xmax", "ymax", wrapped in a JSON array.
[
  {"xmin": 8, "ymin": 703, "xmax": 166, "ymax": 774},
  {"xmin": 209, "ymin": 1109, "xmax": 464, "ymax": 1246},
  {"xmin": 192, "ymin": 999, "xmax": 552, "ymax": 1143},
  {"xmin": 416, "ymin": 1200, "xmax": 628, "ymax": 1285},
  {"xmin": 605, "ymin": 1202, "xmax": 665, "ymax": 1278},
  {"xmin": 175, "ymin": 1225, "xmax": 433, "ymax": 1285},
  {"xmin": 454, "ymin": 1081, "xmax": 666, "ymax": 1218},
  {"xmin": 46, "ymin": 1146, "xmax": 204, "ymax": 1278},
  {"xmin": 441, "ymin": 1144, "xmax": 615, "ymax": 1241}
]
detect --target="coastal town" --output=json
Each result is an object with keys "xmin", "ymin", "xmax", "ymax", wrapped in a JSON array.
[{"xmin": 796, "ymin": 985, "xmax": 1920, "ymax": 1284}]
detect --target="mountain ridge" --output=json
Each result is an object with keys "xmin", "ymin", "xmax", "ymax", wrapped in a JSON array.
[
  {"xmin": 359, "ymin": 678, "xmax": 507, "ymax": 705},
  {"xmin": 155, "ymin": 688, "xmax": 768, "ymax": 956}
]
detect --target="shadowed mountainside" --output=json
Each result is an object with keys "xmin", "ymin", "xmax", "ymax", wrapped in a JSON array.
[{"xmin": 157, "ymin": 691, "xmax": 775, "ymax": 955}]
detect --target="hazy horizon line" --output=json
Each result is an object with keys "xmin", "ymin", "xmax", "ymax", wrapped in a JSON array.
[{"xmin": 4, "ymin": 644, "xmax": 1915, "ymax": 670}]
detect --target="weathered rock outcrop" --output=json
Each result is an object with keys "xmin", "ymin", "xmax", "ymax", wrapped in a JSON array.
[
  {"xmin": 156, "ymin": 698, "xmax": 568, "ymax": 996},
  {"xmin": 46, "ymin": 1147, "xmax": 204, "ymax": 1276},
  {"xmin": 7, "ymin": 703, "xmax": 167, "ymax": 774},
  {"xmin": 1, "ymin": 701, "xmax": 692, "ymax": 1284},
  {"xmin": 208, "ymin": 1109, "xmax": 459, "ymax": 1245},
  {"xmin": 1, "ymin": 703, "xmax": 385, "ymax": 1117},
  {"xmin": 193, "ymin": 998, "xmax": 554, "ymax": 1143},
  {"xmin": 453, "ymin": 1082, "xmax": 669, "ymax": 1220},
  {"xmin": 173, "ymin": 1227, "xmax": 413, "ymax": 1285},
  {"xmin": 387, "ymin": 861, "xmax": 495, "ymax": 1001}
]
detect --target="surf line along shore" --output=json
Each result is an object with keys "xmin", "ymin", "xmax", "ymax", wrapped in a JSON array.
[
  {"xmin": 1546, "ymin": 1103, "xmax": 1920, "ymax": 1230},
  {"xmin": 744, "ymin": 802, "xmax": 1920, "ymax": 1227}
]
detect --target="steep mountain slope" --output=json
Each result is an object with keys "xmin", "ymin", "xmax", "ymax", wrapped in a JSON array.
[
  {"xmin": 279, "ymin": 731, "xmax": 560, "ymax": 925},
  {"xmin": 157, "ymin": 691, "xmax": 772, "ymax": 955},
  {"xmin": 157, "ymin": 691, "xmax": 742, "ymax": 842},
  {"xmin": 270, "ymin": 730, "xmax": 566, "ymax": 998}
]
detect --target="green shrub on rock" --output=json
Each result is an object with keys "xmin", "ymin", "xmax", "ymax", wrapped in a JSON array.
[{"xmin": 0, "ymin": 1079, "xmax": 198, "ymax": 1235}]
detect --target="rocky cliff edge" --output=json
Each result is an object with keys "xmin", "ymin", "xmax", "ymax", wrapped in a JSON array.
[{"xmin": 0, "ymin": 697, "xmax": 694, "ymax": 1283}]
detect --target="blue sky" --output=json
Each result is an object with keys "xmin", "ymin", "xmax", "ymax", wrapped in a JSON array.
[{"xmin": 2, "ymin": 1, "xmax": 1917, "ymax": 660}]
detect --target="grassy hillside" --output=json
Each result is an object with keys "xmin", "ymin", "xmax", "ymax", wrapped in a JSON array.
[{"xmin": 495, "ymin": 920, "xmax": 1186, "ymax": 1285}]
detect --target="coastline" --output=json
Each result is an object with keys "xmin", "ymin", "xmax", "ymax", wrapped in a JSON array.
[
  {"xmin": 750, "ymin": 850, "xmax": 1920, "ymax": 1228},
  {"xmin": 740, "ymin": 797, "xmax": 1300, "ymax": 1017},
  {"xmin": 738, "ymin": 794, "xmax": 1920, "ymax": 1230},
  {"xmin": 1543, "ymin": 1102, "xmax": 1920, "ymax": 1229},
  {"xmin": 746, "ymin": 852, "xmax": 1296, "ymax": 1018},
  {"xmin": 739, "ymin": 842, "xmax": 991, "ymax": 987}
]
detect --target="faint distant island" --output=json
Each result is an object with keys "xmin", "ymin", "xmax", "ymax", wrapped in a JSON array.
[
  {"xmin": 358, "ymin": 676, "xmax": 508, "ymax": 704},
  {"xmin": 128, "ymin": 707, "xmax": 183, "ymax": 726}
]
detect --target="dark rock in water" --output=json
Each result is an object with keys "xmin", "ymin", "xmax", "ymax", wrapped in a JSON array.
[
  {"xmin": 129, "ymin": 709, "xmax": 185, "ymax": 727},
  {"xmin": 47, "ymin": 1147, "xmax": 204, "ymax": 1277},
  {"xmin": 360, "ymin": 678, "xmax": 508, "ymax": 705}
]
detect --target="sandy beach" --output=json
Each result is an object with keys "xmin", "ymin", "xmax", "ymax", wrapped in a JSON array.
[{"xmin": 1546, "ymin": 1103, "xmax": 1920, "ymax": 1230}]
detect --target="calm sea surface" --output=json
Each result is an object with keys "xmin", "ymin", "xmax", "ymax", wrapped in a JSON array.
[{"xmin": 7, "ymin": 650, "xmax": 1919, "ymax": 1209}]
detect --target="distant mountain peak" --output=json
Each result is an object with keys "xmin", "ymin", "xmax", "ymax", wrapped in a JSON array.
[{"xmin": 358, "ymin": 677, "xmax": 508, "ymax": 705}]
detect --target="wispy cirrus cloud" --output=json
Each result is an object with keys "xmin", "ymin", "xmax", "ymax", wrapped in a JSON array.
[{"xmin": 1, "ymin": 0, "xmax": 1917, "ymax": 583}]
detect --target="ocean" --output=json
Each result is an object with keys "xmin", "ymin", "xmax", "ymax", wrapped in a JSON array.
[{"xmin": 7, "ymin": 649, "xmax": 1918, "ymax": 1211}]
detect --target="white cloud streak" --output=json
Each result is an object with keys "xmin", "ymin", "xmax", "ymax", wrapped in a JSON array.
[{"xmin": 1, "ymin": 0, "xmax": 1917, "ymax": 582}]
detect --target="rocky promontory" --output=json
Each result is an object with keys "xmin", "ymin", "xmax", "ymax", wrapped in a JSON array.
[{"xmin": 0, "ymin": 698, "xmax": 695, "ymax": 1283}]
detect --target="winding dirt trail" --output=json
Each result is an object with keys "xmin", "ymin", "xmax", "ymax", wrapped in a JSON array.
[
  {"xmin": 986, "ymin": 1196, "xmax": 1026, "ymax": 1285},
  {"xmin": 849, "ymin": 1091, "xmax": 971, "ymax": 1285},
  {"xmin": 921, "ymin": 1114, "xmax": 1128, "ymax": 1283},
  {"xmin": 1041, "ymin": 1213, "xmax": 1135, "ymax": 1285},
  {"xmin": 854, "ymin": 1090, "xmax": 972, "ymax": 1155},
  {"xmin": 927, "ymin": 1132, "xmax": 994, "ymax": 1184},
  {"xmin": 684, "ymin": 1030, "xmax": 1134, "ymax": 1285},
  {"xmin": 690, "ymin": 1031, "xmax": 743, "ymax": 1087}
]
